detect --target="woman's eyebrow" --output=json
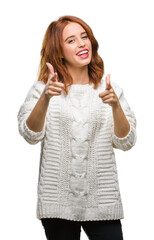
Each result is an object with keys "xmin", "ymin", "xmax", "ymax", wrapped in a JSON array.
[{"xmin": 64, "ymin": 31, "xmax": 87, "ymax": 42}]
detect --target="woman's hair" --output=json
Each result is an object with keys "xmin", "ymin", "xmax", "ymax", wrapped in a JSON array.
[{"xmin": 37, "ymin": 15, "xmax": 104, "ymax": 95}]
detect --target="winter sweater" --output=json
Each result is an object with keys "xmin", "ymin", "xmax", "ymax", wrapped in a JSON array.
[{"xmin": 17, "ymin": 78, "xmax": 137, "ymax": 221}]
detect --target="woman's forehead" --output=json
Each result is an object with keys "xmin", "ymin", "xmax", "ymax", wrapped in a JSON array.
[{"xmin": 63, "ymin": 22, "xmax": 86, "ymax": 38}]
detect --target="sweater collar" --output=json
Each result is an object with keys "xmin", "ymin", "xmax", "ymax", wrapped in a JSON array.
[{"xmin": 68, "ymin": 83, "xmax": 94, "ymax": 93}]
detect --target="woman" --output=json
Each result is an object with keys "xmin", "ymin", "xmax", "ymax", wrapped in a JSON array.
[{"xmin": 17, "ymin": 15, "xmax": 137, "ymax": 240}]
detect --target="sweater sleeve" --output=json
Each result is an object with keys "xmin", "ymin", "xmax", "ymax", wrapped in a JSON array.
[
  {"xmin": 111, "ymin": 82, "xmax": 137, "ymax": 151},
  {"xmin": 17, "ymin": 81, "xmax": 46, "ymax": 145}
]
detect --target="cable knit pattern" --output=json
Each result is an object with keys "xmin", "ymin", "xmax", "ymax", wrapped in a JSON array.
[{"xmin": 17, "ymin": 78, "xmax": 137, "ymax": 221}]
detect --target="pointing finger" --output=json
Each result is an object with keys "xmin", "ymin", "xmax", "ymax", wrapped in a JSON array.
[
  {"xmin": 46, "ymin": 62, "xmax": 54, "ymax": 75},
  {"xmin": 105, "ymin": 74, "xmax": 111, "ymax": 90}
]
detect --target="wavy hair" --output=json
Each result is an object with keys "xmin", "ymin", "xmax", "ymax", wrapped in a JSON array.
[{"xmin": 37, "ymin": 15, "xmax": 104, "ymax": 95}]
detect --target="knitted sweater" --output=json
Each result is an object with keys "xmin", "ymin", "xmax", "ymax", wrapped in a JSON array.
[{"xmin": 17, "ymin": 78, "xmax": 137, "ymax": 221}]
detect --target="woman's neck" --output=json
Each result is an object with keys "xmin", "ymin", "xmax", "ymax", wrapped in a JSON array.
[{"xmin": 67, "ymin": 65, "xmax": 90, "ymax": 85}]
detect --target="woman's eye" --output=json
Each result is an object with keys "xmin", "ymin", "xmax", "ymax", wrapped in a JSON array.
[
  {"xmin": 82, "ymin": 35, "xmax": 88, "ymax": 39},
  {"xmin": 68, "ymin": 39, "xmax": 74, "ymax": 43},
  {"xmin": 67, "ymin": 35, "xmax": 88, "ymax": 44}
]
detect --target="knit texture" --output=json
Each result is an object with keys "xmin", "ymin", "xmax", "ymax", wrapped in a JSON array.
[{"xmin": 17, "ymin": 78, "xmax": 137, "ymax": 221}]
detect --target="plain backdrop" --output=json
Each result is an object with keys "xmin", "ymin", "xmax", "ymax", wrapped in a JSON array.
[{"xmin": 0, "ymin": 0, "xmax": 154, "ymax": 239}]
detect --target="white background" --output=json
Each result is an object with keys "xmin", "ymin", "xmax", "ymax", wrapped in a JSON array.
[{"xmin": 0, "ymin": 0, "xmax": 154, "ymax": 239}]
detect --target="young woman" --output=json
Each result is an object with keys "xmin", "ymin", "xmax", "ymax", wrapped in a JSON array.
[{"xmin": 17, "ymin": 15, "xmax": 137, "ymax": 240}]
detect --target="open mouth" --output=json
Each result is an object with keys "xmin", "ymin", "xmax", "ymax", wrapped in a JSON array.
[
  {"xmin": 77, "ymin": 50, "xmax": 88, "ymax": 55},
  {"xmin": 77, "ymin": 50, "xmax": 89, "ymax": 59}
]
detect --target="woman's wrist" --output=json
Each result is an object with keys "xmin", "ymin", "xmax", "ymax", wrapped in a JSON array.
[
  {"xmin": 41, "ymin": 89, "xmax": 52, "ymax": 103},
  {"xmin": 111, "ymin": 99, "xmax": 120, "ymax": 110}
]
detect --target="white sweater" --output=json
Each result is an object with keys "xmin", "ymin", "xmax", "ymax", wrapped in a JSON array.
[{"xmin": 17, "ymin": 78, "xmax": 137, "ymax": 221}]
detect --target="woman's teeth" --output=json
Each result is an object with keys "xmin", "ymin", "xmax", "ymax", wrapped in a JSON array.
[{"xmin": 77, "ymin": 50, "xmax": 88, "ymax": 56}]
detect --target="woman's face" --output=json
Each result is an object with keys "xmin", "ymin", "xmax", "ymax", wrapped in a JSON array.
[{"xmin": 62, "ymin": 22, "xmax": 92, "ymax": 69}]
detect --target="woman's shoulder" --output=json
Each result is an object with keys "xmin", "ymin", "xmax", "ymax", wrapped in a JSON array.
[
  {"xmin": 32, "ymin": 80, "xmax": 45, "ymax": 88},
  {"xmin": 24, "ymin": 80, "xmax": 45, "ymax": 101}
]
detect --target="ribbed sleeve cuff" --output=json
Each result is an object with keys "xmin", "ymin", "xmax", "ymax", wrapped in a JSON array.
[
  {"xmin": 22, "ymin": 120, "xmax": 46, "ymax": 144},
  {"xmin": 112, "ymin": 124, "xmax": 136, "ymax": 151}
]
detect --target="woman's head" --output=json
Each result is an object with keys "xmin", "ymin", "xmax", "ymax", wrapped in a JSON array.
[
  {"xmin": 62, "ymin": 21, "xmax": 92, "ymax": 70},
  {"xmin": 38, "ymin": 15, "xmax": 104, "ymax": 94}
]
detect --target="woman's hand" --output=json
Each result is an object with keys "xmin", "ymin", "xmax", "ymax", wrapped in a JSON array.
[
  {"xmin": 43, "ymin": 62, "xmax": 65, "ymax": 100},
  {"xmin": 98, "ymin": 74, "xmax": 119, "ymax": 108}
]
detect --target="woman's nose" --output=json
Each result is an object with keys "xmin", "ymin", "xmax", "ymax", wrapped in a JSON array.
[{"xmin": 77, "ymin": 38, "xmax": 85, "ymax": 47}]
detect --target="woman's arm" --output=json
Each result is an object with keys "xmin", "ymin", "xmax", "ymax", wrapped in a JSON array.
[
  {"xmin": 17, "ymin": 82, "xmax": 47, "ymax": 144},
  {"xmin": 18, "ymin": 63, "xmax": 64, "ymax": 144},
  {"xmin": 112, "ymin": 101, "xmax": 130, "ymax": 138},
  {"xmin": 99, "ymin": 75, "xmax": 137, "ymax": 151},
  {"xmin": 26, "ymin": 63, "xmax": 64, "ymax": 132},
  {"xmin": 26, "ymin": 91, "xmax": 50, "ymax": 132}
]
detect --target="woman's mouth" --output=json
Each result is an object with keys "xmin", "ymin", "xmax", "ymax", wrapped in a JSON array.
[{"xmin": 77, "ymin": 50, "xmax": 89, "ymax": 59}]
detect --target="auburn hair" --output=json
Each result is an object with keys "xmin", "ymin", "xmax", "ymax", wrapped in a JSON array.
[{"xmin": 37, "ymin": 15, "xmax": 104, "ymax": 95}]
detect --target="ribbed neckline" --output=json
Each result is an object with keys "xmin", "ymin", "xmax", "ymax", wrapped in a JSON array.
[{"xmin": 68, "ymin": 83, "xmax": 94, "ymax": 93}]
